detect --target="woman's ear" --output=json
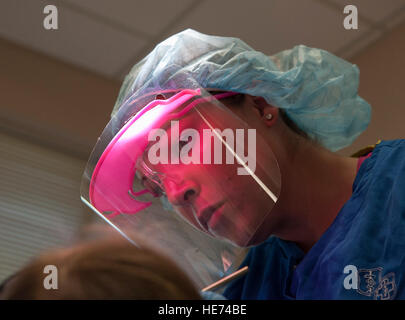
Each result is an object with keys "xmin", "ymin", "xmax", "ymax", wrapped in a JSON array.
[{"xmin": 251, "ymin": 96, "xmax": 279, "ymax": 127}]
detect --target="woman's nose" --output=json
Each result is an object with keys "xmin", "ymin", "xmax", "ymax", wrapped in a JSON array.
[{"xmin": 164, "ymin": 179, "xmax": 200, "ymax": 206}]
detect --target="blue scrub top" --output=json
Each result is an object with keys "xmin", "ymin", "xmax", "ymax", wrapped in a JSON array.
[{"xmin": 224, "ymin": 139, "xmax": 405, "ymax": 300}]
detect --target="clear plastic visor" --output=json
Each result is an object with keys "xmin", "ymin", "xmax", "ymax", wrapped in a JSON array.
[{"xmin": 81, "ymin": 88, "xmax": 281, "ymax": 289}]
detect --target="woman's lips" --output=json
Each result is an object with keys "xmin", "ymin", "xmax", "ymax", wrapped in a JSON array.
[{"xmin": 197, "ymin": 201, "xmax": 225, "ymax": 233}]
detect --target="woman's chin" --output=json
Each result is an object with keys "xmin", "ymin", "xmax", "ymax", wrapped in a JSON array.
[{"xmin": 214, "ymin": 229, "xmax": 254, "ymax": 248}]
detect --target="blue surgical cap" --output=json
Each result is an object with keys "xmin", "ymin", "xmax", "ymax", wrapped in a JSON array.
[{"xmin": 113, "ymin": 29, "xmax": 371, "ymax": 151}]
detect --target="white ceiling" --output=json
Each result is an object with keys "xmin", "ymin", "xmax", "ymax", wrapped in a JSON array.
[{"xmin": 0, "ymin": 0, "xmax": 404, "ymax": 80}]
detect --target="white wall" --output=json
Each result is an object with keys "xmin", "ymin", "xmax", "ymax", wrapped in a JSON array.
[
  {"xmin": 339, "ymin": 21, "xmax": 405, "ymax": 155},
  {"xmin": 0, "ymin": 132, "xmax": 87, "ymax": 282}
]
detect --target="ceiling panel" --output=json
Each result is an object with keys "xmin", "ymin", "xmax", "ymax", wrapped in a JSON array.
[
  {"xmin": 386, "ymin": 6, "xmax": 405, "ymax": 29},
  {"xmin": 62, "ymin": 0, "xmax": 199, "ymax": 37},
  {"xmin": 330, "ymin": 0, "xmax": 405, "ymax": 24},
  {"xmin": 1, "ymin": 0, "xmax": 403, "ymax": 80},
  {"xmin": 166, "ymin": 0, "xmax": 371, "ymax": 57},
  {"xmin": 0, "ymin": 0, "xmax": 147, "ymax": 77},
  {"xmin": 337, "ymin": 29, "xmax": 383, "ymax": 60}
]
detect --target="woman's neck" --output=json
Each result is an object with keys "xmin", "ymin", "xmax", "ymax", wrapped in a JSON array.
[{"xmin": 273, "ymin": 140, "xmax": 358, "ymax": 252}]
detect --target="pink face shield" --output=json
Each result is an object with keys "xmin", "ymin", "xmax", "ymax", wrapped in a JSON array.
[{"xmin": 81, "ymin": 88, "xmax": 281, "ymax": 289}]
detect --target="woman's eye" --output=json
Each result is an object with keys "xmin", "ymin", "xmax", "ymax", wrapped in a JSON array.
[
  {"xmin": 141, "ymin": 177, "xmax": 163, "ymax": 197},
  {"xmin": 140, "ymin": 176, "xmax": 148, "ymax": 186},
  {"xmin": 179, "ymin": 140, "xmax": 189, "ymax": 148}
]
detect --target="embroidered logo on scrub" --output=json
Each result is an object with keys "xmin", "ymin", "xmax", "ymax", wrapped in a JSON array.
[{"xmin": 343, "ymin": 265, "xmax": 397, "ymax": 300}]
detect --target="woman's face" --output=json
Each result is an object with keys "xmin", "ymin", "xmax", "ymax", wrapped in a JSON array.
[{"xmin": 138, "ymin": 99, "xmax": 281, "ymax": 247}]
